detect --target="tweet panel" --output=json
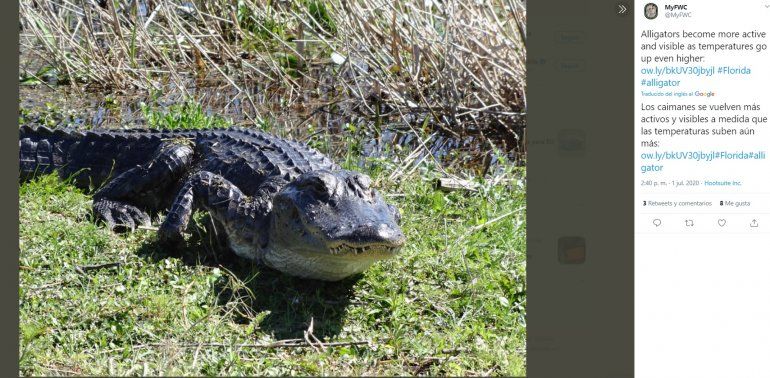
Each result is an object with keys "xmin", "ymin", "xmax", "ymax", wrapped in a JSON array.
[{"xmin": 635, "ymin": 1, "xmax": 770, "ymax": 376}]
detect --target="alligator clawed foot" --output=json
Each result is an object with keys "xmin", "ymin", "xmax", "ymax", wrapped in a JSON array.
[
  {"xmin": 157, "ymin": 229, "xmax": 184, "ymax": 250},
  {"xmin": 93, "ymin": 198, "xmax": 151, "ymax": 233},
  {"xmin": 157, "ymin": 218, "xmax": 186, "ymax": 250}
]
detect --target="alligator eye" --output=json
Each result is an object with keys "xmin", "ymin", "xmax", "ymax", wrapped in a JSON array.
[
  {"xmin": 388, "ymin": 204, "xmax": 402, "ymax": 224},
  {"xmin": 354, "ymin": 175, "xmax": 372, "ymax": 190},
  {"xmin": 300, "ymin": 176, "xmax": 330, "ymax": 197},
  {"xmin": 307, "ymin": 178, "xmax": 325, "ymax": 191}
]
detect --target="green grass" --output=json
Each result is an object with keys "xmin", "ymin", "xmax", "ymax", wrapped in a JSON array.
[
  {"xmin": 305, "ymin": 0, "xmax": 337, "ymax": 35},
  {"xmin": 19, "ymin": 153, "xmax": 526, "ymax": 376},
  {"xmin": 141, "ymin": 100, "xmax": 231, "ymax": 130}
]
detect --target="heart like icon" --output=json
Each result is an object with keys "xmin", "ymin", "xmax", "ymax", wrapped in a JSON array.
[
  {"xmin": 653, "ymin": 219, "xmax": 662, "ymax": 227},
  {"xmin": 718, "ymin": 219, "xmax": 727, "ymax": 227}
]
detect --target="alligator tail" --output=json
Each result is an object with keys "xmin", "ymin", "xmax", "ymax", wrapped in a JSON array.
[{"xmin": 19, "ymin": 125, "xmax": 85, "ymax": 182}]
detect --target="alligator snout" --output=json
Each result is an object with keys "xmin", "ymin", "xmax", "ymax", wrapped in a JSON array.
[{"xmin": 330, "ymin": 221, "xmax": 406, "ymax": 248}]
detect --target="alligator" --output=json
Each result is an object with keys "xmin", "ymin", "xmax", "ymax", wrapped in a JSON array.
[{"xmin": 19, "ymin": 126, "xmax": 406, "ymax": 281}]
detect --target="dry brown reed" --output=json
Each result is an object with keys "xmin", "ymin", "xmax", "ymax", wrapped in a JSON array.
[{"xmin": 20, "ymin": 0, "xmax": 526, "ymax": 158}]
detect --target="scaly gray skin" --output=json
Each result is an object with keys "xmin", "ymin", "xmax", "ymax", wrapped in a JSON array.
[{"xmin": 19, "ymin": 125, "xmax": 406, "ymax": 281}]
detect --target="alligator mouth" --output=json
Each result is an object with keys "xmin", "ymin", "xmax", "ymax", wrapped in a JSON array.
[{"xmin": 327, "ymin": 242, "xmax": 401, "ymax": 256}]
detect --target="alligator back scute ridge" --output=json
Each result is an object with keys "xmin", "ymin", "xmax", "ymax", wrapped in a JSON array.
[{"xmin": 20, "ymin": 126, "xmax": 339, "ymax": 191}]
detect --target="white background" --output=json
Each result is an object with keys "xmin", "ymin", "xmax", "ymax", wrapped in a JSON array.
[{"xmin": 635, "ymin": 1, "xmax": 770, "ymax": 377}]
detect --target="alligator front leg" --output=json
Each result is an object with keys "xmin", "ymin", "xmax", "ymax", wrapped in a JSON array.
[
  {"xmin": 93, "ymin": 141, "xmax": 195, "ymax": 231},
  {"xmin": 158, "ymin": 171, "xmax": 273, "ymax": 259}
]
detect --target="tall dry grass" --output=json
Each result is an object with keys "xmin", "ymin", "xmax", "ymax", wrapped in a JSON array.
[{"xmin": 20, "ymin": 0, "xmax": 526, "ymax": 155}]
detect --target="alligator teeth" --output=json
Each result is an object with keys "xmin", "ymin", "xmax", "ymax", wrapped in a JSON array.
[{"xmin": 328, "ymin": 244, "xmax": 399, "ymax": 255}]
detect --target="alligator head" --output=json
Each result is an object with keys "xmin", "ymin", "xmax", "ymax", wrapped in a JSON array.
[{"xmin": 266, "ymin": 169, "xmax": 406, "ymax": 281}]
